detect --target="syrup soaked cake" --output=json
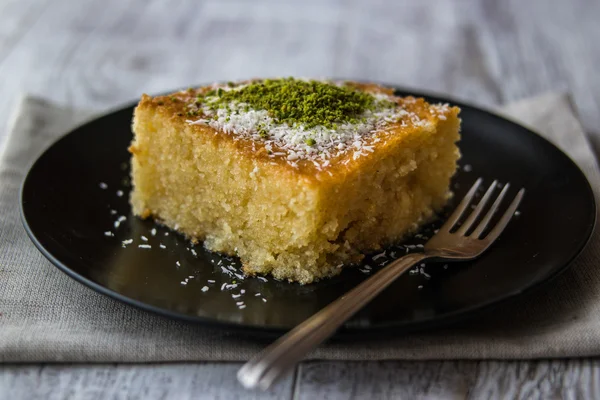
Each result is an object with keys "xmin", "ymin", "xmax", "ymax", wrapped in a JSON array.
[{"xmin": 129, "ymin": 78, "xmax": 461, "ymax": 284}]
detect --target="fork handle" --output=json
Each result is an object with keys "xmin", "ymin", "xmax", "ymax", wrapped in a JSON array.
[{"xmin": 237, "ymin": 252, "xmax": 429, "ymax": 389}]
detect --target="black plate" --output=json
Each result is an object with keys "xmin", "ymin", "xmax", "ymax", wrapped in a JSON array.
[{"xmin": 20, "ymin": 87, "xmax": 596, "ymax": 336}]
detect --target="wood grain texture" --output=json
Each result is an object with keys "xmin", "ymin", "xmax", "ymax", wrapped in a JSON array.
[
  {"xmin": 1, "ymin": 0, "xmax": 600, "ymax": 398},
  {"xmin": 1, "ymin": 360, "xmax": 599, "ymax": 400},
  {"xmin": 0, "ymin": 363, "xmax": 295, "ymax": 400},
  {"xmin": 296, "ymin": 360, "xmax": 600, "ymax": 400}
]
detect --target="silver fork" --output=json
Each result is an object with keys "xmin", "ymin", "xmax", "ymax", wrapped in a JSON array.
[{"xmin": 238, "ymin": 178, "xmax": 525, "ymax": 390}]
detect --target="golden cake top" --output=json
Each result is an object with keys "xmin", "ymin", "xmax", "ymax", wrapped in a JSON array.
[{"xmin": 143, "ymin": 79, "xmax": 456, "ymax": 171}]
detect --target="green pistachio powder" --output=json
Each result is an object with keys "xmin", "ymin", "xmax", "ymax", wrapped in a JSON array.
[{"xmin": 189, "ymin": 79, "xmax": 396, "ymax": 136}]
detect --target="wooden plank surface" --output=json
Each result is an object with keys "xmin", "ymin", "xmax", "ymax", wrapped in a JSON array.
[
  {"xmin": 1, "ymin": 360, "xmax": 599, "ymax": 400},
  {"xmin": 1, "ymin": 0, "xmax": 600, "ymax": 398},
  {"xmin": 0, "ymin": 363, "xmax": 295, "ymax": 400},
  {"xmin": 296, "ymin": 360, "xmax": 600, "ymax": 400}
]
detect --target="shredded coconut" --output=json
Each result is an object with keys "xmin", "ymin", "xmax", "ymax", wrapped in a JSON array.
[{"xmin": 185, "ymin": 84, "xmax": 447, "ymax": 169}]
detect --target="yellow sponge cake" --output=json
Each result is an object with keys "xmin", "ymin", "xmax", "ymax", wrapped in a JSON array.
[{"xmin": 129, "ymin": 78, "xmax": 460, "ymax": 284}]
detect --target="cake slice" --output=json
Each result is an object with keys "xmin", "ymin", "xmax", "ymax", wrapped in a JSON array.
[{"xmin": 129, "ymin": 78, "xmax": 460, "ymax": 284}]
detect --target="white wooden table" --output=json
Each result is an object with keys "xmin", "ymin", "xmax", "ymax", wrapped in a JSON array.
[{"xmin": 1, "ymin": 0, "xmax": 600, "ymax": 398}]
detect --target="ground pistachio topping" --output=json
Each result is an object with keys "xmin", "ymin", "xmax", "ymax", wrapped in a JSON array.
[
  {"xmin": 200, "ymin": 78, "xmax": 382, "ymax": 129},
  {"xmin": 184, "ymin": 78, "xmax": 446, "ymax": 169}
]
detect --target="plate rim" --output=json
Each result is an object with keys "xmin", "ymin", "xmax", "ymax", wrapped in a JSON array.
[{"xmin": 19, "ymin": 83, "xmax": 598, "ymax": 336}]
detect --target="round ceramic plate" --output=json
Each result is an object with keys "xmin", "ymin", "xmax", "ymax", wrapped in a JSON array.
[{"xmin": 20, "ymin": 86, "xmax": 596, "ymax": 337}]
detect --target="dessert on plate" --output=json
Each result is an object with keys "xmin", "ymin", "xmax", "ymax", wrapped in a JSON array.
[{"xmin": 129, "ymin": 78, "xmax": 461, "ymax": 284}]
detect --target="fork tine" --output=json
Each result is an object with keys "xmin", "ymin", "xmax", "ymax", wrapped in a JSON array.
[
  {"xmin": 439, "ymin": 178, "xmax": 483, "ymax": 232},
  {"xmin": 456, "ymin": 180, "xmax": 498, "ymax": 236},
  {"xmin": 481, "ymin": 188, "xmax": 525, "ymax": 243},
  {"xmin": 472, "ymin": 183, "xmax": 511, "ymax": 238}
]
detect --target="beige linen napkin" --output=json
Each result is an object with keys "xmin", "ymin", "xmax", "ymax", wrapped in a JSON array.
[{"xmin": 1, "ymin": 93, "xmax": 599, "ymax": 362}]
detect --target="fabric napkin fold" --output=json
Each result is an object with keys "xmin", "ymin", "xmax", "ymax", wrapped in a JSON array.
[{"xmin": 1, "ymin": 93, "xmax": 599, "ymax": 362}]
